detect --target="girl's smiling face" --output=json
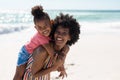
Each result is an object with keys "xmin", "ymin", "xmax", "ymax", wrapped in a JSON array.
[{"xmin": 35, "ymin": 19, "xmax": 51, "ymax": 37}]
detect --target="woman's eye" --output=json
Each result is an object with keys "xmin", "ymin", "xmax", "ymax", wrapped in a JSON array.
[
  {"xmin": 55, "ymin": 31, "xmax": 59, "ymax": 34},
  {"xmin": 55, "ymin": 31, "xmax": 68, "ymax": 36},
  {"xmin": 63, "ymin": 32, "xmax": 68, "ymax": 35}
]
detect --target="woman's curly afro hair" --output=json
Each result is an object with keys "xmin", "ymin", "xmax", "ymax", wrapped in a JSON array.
[{"xmin": 51, "ymin": 13, "xmax": 80, "ymax": 46}]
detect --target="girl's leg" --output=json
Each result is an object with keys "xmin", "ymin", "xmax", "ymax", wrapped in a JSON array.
[{"xmin": 13, "ymin": 63, "xmax": 27, "ymax": 80}]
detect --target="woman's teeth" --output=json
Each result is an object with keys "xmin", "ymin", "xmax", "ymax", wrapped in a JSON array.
[{"xmin": 57, "ymin": 38, "xmax": 62, "ymax": 41}]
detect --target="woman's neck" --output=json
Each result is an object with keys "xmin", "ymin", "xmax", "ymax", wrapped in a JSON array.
[{"xmin": 54, "ymin": 45, "xmax": 63, "ymax": 52}]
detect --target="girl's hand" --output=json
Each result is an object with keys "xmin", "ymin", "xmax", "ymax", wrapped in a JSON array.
[{"xmin": 58, "ymin": 70, "xmax": 67, "ymax": 79}]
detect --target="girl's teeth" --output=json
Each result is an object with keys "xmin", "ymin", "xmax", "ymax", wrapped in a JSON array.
[{"xmin": 43, "ymin": 31, "xmax": 48, "ymax": 34}]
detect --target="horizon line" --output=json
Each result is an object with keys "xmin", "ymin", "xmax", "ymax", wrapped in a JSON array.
[{"xmin": 0, "ymin": 9, "xmax": 120, "ymax": 12}]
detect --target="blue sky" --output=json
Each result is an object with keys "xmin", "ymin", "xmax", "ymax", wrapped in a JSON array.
[{"xmin": 0, "ymin": 0, "xmax": 120, "ymax": 10}]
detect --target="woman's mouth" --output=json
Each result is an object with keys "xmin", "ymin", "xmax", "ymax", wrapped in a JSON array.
[
  {"xmin": 56, "ymin": 37, "xmax": 62, "ymax": 41},
  {"xmin": 55, "ymin": 37, "xmax": 63, "ymax": 43}
]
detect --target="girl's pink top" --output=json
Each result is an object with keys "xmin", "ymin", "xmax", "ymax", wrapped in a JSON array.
[{"xmin": 25, "ymin": 32, "xmax": 50, "ymax": 54}]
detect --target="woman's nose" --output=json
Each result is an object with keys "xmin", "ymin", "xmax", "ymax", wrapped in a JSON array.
[{"xmin": 58, "ymin": 32, "xmax": 65, "ymax": 37}]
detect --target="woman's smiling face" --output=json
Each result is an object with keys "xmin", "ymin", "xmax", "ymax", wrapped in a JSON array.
[{"xmin": 54, "ymin": 26, "xmax": 71, "ymax": 47}]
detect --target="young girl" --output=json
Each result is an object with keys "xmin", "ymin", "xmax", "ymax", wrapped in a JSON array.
[{"xmin": 13, "ymin": 5, "xmax": 68, "ymax": 80}]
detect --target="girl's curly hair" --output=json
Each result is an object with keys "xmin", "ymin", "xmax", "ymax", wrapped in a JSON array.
[
  {"xmin": 31, "ymin": 5, "xmax": 50, "ymax": 24},
  {"xmin": 51, "ymin": 13, "xmax": 80, "ymax": 46}
]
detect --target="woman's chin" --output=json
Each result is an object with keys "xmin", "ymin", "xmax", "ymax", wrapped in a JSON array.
[{"xmin": 55, "ymin": 41, "xmax": 65, "ymax": 47}]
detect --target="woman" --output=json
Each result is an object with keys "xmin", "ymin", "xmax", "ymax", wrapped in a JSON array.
[{"xmin": 23, "ymin": 13, "xmax": 80, "ymax": 80}]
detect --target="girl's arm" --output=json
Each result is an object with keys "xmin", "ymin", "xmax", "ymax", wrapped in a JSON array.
[
  {"xmin": 58, "ymin": 70, "xmax": 67, "ymax": 79},
  {"xmin": 42, "ymin": 43, "xmax": 54, "ymax": 57},
  {"xmin": 57, "ymin": 45, "xmax": 69, "ymax": 71},
  {"xmin": 31, "ymin": 45, "xmax": 69, "ymax": 78},
  {"xmin": 31, "ymin": 47, "xmax": 48, "ymax": 76},
  {"xmin": 56, "ymin": 45, "xmax": 69, "ymax": 78},
  {"xmin": 61, "ymin": 45, "xmax": 69, "ymax": 57},
  {"xmin": 32, "ymin": 56, "xmax": 64, "ymax": 78},
  {"xmin": 57, "ymin": 65, "xmax": 67, "ymax": 79},
  {"xmin": 40, "ymin": 45, "xmax": 70, "ymax": 75},
  {"xmin": 57, "ymin": 64, "xmax": 65, "ymax": 71}
]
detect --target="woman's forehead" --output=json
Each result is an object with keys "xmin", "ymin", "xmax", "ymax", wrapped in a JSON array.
[{"xmin": 56, "ymin": 26, "xmax": 69, "ymax": 31}]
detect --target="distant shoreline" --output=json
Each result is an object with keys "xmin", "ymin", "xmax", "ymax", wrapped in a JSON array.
[
  {"xmin": 1, "ymin": 9, "xmax": 120, "ymax": 12},
  {"xmin": 46, "ymin": 10, "xmax": 120, "ymax": 12}
]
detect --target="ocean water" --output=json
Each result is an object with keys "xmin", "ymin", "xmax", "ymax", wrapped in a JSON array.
[{"xmin": 0, "ymin": 10, "xmax": 120, "ymax": 34}]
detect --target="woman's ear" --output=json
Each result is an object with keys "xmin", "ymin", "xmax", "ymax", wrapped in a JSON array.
[
  {"xmin": 68, "ymin": 36, "xmax": 71, "ymax": 41},
  {"xmin": 68, "ymin": 39, "xmax": 71, "ymax": 41}
]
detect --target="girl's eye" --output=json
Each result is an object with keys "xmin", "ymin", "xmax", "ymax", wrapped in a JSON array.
[
  {"xmin": 37, "ymin": 26, "xmax": 42, "ymax": 30},
  {"xmin": 36, "ymin": 25, "xmax": 44, "ymax": 30}
]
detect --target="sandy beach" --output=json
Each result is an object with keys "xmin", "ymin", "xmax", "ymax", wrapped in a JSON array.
[{"xmin": 0, "ymin": 25, "xmax": 120, "ymax": 80}]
